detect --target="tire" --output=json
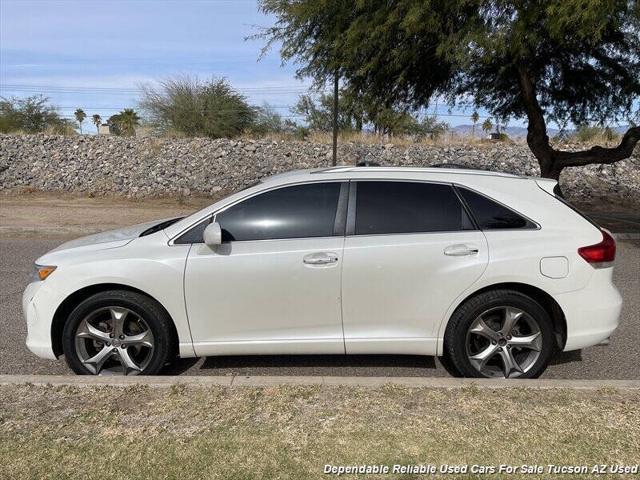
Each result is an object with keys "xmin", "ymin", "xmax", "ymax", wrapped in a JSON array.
[
  {"xmin": 438, "ymin": 349, "xmax": 462, "ymax": 377},
  {"xmin": 443, "ymin": 289, "xmax": 555, "ymax": 379},
  {"xmin": 62, "ymin": 290, "xmax": 175, "ymax": 375}
]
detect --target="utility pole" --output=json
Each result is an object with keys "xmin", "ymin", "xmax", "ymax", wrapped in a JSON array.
[{"xmin": 332, "ymin": 72, "xmax": 339, "ymax": 166}]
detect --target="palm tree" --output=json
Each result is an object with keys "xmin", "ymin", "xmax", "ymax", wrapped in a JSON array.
[
  {"xmin": 109, "ymin": 108, "xmax": 140, "ymax": 136},
  {"xmin": 92, "ymin": 114, "xmax": 102, "ymax": 134},
  {"xmin": 481, "ymin": 118, "xmax": 493, "ymax": 136},
  {"xmin": 74, "ymin": 108, "xmax": 87, "ymax": 133},
  {"xmin": 470, "ymin": 111, "xmax": 480, "ymax": 138}
]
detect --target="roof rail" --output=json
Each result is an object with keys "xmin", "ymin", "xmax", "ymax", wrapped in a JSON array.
[
  {"xmin": 311, "ymin": 166, "xmax": 358, "ymax": 173},
  {"xmin": 430, "ymin": 162, "xmax": 487, "ymax": 170},
  {"xmin": 310, "ymin": 165, "xmax": 527, "ymax": 178}
]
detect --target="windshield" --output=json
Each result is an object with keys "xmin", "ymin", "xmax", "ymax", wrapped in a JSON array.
[{"xmin": 139, "ymin": 217, "xmax": 184, "ymax": 237}]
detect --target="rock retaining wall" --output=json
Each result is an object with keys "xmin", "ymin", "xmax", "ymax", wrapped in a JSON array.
[{"xmin": 1, "ymin": 134, "xmax": 638, "ymax": 207}]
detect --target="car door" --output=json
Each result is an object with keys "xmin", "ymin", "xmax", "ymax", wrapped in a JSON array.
[
  {"xmin": 183, "ymin": 181, "xmax": 347, "ymax": 356},
  {"xmin": 341, "ymin": 180, "xmax": 489, "ymax": 356}
]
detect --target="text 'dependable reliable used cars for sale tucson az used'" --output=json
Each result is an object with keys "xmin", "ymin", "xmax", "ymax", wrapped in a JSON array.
[{"xmin": 23, "ymin": 166, "xmax": 622, "ymax": 378}]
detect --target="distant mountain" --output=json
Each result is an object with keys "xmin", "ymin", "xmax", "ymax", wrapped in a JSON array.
[
  {"xmin": 451, "ymin": 123, "xmax": 633, "ymax": 138},
  {"xmin": 451, "ymin": 124, "xmax": 558, "ymax": 138},
  {"xmin": 613, "ymin": 126, "xmax": 633, "ymax": 134}
]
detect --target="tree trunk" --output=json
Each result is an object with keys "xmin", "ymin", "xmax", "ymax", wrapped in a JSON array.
[
  {"xmin": 331, "ymin": 72, "xmax": 339, "ymax": 166},
  {"xmin": 517, "ymin": 66, "xmax": 640, "ymax": 185}
]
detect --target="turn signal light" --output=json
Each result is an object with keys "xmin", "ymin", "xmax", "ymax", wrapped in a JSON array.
[
  {"xmin": 578, "ymin": 229, "xmax": 616, "ymax": 267},
  {"xmin": 35, "ymin": 265, "xmax": 57, "ymax": 281}
]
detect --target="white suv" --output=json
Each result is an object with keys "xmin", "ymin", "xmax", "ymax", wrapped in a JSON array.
[{"xmin": 23, "ymin": 166, "xmax": 622, "ymax": 378}]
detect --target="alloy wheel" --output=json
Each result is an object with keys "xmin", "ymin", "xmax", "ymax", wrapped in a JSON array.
[
  {"xmin": 74, "ymin": 306, "xmax": 154, "ymax": 375},
  {"xmin": 465, "ymin": 306, "xmax": 543, "ymax": 378}
]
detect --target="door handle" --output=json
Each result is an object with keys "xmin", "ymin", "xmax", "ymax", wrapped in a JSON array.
[
  {"xmin": 303, "ymin": 252, "xmax": 339, "ymax": 265},
  {"xmin": 444, "ymin": 244, "xmax": 479, "ymax": 256}
]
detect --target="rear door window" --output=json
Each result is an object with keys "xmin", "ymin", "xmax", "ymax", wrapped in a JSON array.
[{"xmin": 354, "ymin": 181, "xmax": 474, "ymax": 235}]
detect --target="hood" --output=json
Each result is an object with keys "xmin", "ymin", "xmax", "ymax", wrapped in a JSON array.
[{"xmin": 46, "ymin": 218, "xmax": 176, "ymax": 255}]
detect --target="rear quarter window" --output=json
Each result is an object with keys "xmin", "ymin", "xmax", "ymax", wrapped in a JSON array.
[{"xmin": 457, "ymin": 187, "xmax": 537, "ymax": 230}]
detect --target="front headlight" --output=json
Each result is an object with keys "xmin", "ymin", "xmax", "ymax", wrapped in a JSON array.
[{"xmin": 32, "ymin": 264, "xmax": 57, "ymax": 282}]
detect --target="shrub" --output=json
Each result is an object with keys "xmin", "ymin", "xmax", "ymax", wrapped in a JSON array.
[
  {"xmin": 0, "ymin": 95, "xmax": 74, "ymax": 134},
  {"xmin": 140, "ymin": 76, "xmax": 256, "ymax": 139}
]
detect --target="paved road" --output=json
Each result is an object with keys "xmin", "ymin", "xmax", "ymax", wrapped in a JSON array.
[
  {"xmin": 588, "ymin": 211, "xmax": 640, "ymax": 235},
  {"xmin": 1, "ymin": 238, "xmax": 638, "ymax": 379}
]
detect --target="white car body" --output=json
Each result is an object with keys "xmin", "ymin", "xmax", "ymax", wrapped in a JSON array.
[{"xmin": 23, "ymin": 167, "xmax": 622, "ymax": 365}]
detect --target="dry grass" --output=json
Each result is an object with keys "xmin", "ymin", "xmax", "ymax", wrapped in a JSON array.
[
  {"xmin": 0, "ymin": 384, "xmax": 638, "ymax": 479},
  {"xmin": 251, "ymin": 130, "xmax": 515, "ymax": 147}
]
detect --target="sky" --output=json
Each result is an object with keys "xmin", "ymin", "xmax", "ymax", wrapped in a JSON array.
[
  {"xmin": 1, "ymin": 0, "xmax": 505, "ymax": 130},
  {"xmin": 0, "ymin": 0, "xmax": 318, "ymax": 127}
]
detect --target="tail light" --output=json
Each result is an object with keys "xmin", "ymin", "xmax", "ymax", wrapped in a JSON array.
[{"xmin": 578, "ymin": 229, "xmax": 616, "ymax": 267}]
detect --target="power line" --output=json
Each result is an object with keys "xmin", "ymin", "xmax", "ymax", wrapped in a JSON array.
[
  {"xmin": 57, "ymin": 114, "xmax": 306, "ymax": 120},
  {"xmin": 1, "ymin": 83, "xmax": 317, "ymax": 95},
  {"xmin": 54, "ymin": 105, "xmax": 294, "ymax": 110},
  {"xmin": 0, "ymin": 83, "xmax": 503, "ymax": 119}
]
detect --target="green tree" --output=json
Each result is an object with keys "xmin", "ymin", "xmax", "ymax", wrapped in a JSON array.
[
  {"xmin": 293, "ymin": 92, "xmax": 365, "ymax": 132},
  {"xmin": 74, "ymin": 108, "xmax": 86, "ymax": 133},
  {"xmin": 471, "ymin": 111, "xmax": 480, "ymax": 138},
  {"xmin": 260, "ymin": 0, "xmax": 640, "ymax": 182},
  {"xmin": 92, "ymin": 114, "xmax": 102, "ymax": 133},
  {"xmin": 0, "ymin": 95, "xmax": 73, "ymax": 134},
  {"xmin": 293, "ymin": 90, "xmax": 448, "ymax": 137},
  {"xmin": 251, "ymin": 103, "xmax": 285, "ymax": 135},
  {"xmin": 108, "ymin": 108, "xmax": 140, "ymax": 137},
  {"xmin": 481, "ymin": 118, "xmax": 493, "ymax": 136},
  {"xmin": 411, "ymin": 115, "xmax": 449, "ymax": 140},
  {"xmin": 140, "ymin": 76, "xmax": 255, "ymax": 138},
  {"xmin": 369, "ymin": 109, "xmax": 448, "ymax": 138}
]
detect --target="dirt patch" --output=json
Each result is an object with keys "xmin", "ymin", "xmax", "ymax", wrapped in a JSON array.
[
  {"xmin": 0, "ymin": 192, "xmax": 215, "ymax": 238},
  {"xmin": 2, "ymin": 191, "xmax": 640, "ymax": 240}
]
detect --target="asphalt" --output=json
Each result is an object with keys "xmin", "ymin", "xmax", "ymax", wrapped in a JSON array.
[
  {"xmin": 1, "ymin": 237, "xmax": 638, "ymax": 379},
  {"xmin": 588, "ymin": 211, "xmax": 640, "ymax": 235}
]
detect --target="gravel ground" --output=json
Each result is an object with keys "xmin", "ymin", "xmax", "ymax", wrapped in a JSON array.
[{"xmin": 1, "ymin": 237, "xmax": 638, "ymax": 379}]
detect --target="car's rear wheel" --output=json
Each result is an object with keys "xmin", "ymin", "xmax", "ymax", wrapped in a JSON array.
[
  {"xmin": 444, "ymin": 290, "xmax": 555, "ymax": 379},
  {"xmin": 62, "ymin": 290, "xmax": 174, "ymax": 375}
]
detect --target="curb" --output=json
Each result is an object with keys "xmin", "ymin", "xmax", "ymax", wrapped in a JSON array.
[{"xmin": 1, "ymin": 375, "xmax": 639, "ymax": 390}]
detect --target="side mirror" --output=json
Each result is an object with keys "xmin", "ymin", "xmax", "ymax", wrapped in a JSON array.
[{"xmin": 203, "ymin": 222, "xmax": 222, "ymax": 247}]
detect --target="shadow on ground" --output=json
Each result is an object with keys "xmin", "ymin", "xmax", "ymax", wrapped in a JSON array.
[{"xmin": 162, "ymin": 351, "xmax": 584, "ymax": 377}]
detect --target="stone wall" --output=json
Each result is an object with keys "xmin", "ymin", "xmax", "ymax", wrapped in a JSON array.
[{"xmin": 1, "ymin": 134, "xmax": 638, "ymax": 207}]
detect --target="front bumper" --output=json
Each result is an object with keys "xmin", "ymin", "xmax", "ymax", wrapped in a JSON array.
[{"xmin": 23, "ymin": 281, "xmax": 57, "ymax": 360}]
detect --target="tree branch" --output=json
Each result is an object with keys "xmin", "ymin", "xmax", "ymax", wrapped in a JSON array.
[
  {"xmin": 517, "ymin": 65, "xmax": 639, "ymax": 178},
  {"xmin": 554, "ymin": 126, "xmax": 640, "ymax": 167}
]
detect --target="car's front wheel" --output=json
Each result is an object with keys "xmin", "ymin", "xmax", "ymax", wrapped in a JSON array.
[
  {"xmin": 62, "ymin": 290, "xmax": 175, "ymax": 375},
  {"xmin": 444, "ymin": 290, "xmax": 555, "ymax": 379}
]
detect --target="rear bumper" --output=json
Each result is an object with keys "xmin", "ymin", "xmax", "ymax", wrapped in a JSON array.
[{"xmin": 554, "ymin": 268, "xmax": 623, "ymax": 352}]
